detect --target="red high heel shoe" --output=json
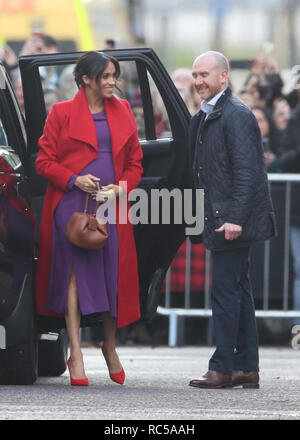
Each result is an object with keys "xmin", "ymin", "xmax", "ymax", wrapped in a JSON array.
[
  {"xmin": 67, "ymin": 358, "xmax": 89, "ymax": 386},
  {"xmin": 109, "ymin": 368, "xmax": 125, "ymax": 385},
  {"xmin": 101, "ymin": 345, "xmax": 125, "ymax": 384}
]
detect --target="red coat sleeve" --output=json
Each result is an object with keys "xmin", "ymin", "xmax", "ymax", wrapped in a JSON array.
[
  {"xmin": 119, "ymin": 101, "xmax": 143, "ymax": 194},
  {"xmin": 35, "ymin": 104, "xmax": 74, "ymax": 191}
]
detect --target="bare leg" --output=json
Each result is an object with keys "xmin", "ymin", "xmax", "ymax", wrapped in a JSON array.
[
  {"xmin": 65, "ymin": 268, "xmax": 87, "ymax": 380},
  {"xmin": 101, "ymin": 312, "xmax": 122, "ymax": 374}
]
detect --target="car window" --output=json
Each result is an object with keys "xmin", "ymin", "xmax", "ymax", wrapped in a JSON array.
[
  {"xmin": 38, "ymin": 61, "xmax": 147, "ymax": 140},
  {"xmin": 148, "ymin": 72, "xmax": 171, "ymax": 139},
  {"xmin": 37, "ymin": 59, "xmax": 174, "ymax": 142}
]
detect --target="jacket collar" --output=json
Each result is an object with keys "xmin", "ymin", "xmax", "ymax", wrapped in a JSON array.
[
  {"xmin": 206, "ymin": 86, "xmax": 232, "ymax": 120},
  {"xmin": 195, "ymin": 87, "xmax": 232, "ymax": 121}
]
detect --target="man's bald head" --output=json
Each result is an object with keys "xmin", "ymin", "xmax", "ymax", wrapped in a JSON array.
[{"xmin": 193, "ymin": 51, "xmax": 230, "ymax": 73}]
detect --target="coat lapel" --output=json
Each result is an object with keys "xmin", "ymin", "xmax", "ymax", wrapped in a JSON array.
[
  {"xmin": 206, "ymin": 87, "xmax": 232, "ymax": 122},
  {"xmin": 104, "ymin": 96, "xmax": 136, "ymax": 162},
  {"xmin": 69, "ymin": 87, "xmax": 98, "ymax": 151},
  {"xmin": 69, "ymin": 88, "xmax": 135, "ymax": 158}
]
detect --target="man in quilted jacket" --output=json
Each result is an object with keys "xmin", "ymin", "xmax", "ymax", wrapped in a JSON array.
[{"xmin": 188, "ymin": 51, "xmax": 276, "ymax": 389}]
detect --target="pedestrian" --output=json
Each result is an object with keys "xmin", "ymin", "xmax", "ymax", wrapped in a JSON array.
[
  {"xmin": 0, "ymin": 43, "xmax": 18, "ymax": 80},
  {"xmin": 252, "ymin": 106, "xmax": 281, "ymax": 172},
  {"xmin": 35, "ymin": 51, "xmax": 143, "ymax": 386},
  {"xmin": 188, "ymin": 51, "xmax": 276, "ymax": 389},
  {"xmin": 272, "ymin": 99, "xmax": 291, "ymax": 133},
  {"xmin": 277, "ymin": 95, "xmax": 300, "ymax": 335}
]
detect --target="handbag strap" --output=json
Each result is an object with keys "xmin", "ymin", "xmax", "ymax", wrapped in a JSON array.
[{"xmin": 83, "ymin": 193, "xmax": 101, "ymax": 216}]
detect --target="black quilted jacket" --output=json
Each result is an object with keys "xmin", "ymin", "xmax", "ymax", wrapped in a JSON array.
[{"xmin": 189, "ymin": 87, "xmax": 277, "ymax": 250}]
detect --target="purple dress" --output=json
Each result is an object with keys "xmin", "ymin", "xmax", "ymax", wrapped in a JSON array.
[{"xmin": 46, "ymin": 111, "xmax": 119, "ymax": 316}]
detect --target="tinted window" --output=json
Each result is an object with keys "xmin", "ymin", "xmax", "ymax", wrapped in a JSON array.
[{"xmin": 38, "ymin": 61, "xmax": 147, "ymax": 140}]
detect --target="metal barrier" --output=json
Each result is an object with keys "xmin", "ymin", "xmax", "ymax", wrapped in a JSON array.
[{"xmin": 157, "ymin": 174, "xmax": 300, "ymax": 346}]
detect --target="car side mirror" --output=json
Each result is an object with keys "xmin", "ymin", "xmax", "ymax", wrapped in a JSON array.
[{"xmin": 0, "ymin": 145, "xmax": 22, "ymax": 176}]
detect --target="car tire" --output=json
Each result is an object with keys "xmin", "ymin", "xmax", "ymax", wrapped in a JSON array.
[
  {"xmin": 38, "ymin": 330, "xmax": 68, "ymax": 377},
  {"xmin": 0, "ymin": 305, "xmax": 38, "ymax": 385}
]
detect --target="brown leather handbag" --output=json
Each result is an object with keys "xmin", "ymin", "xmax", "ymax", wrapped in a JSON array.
[{"xmin": 65, "ymin": 193, "xmax": 108, "ymax": 250}]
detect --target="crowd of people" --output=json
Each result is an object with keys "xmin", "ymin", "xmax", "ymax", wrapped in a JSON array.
[
  {"xmin": 0, "ymin": 34, "xmax": 118, "ymax": 115},
  {"xmin": 1, "ymin": 34, "xmax": 300, "ymax": 175}
]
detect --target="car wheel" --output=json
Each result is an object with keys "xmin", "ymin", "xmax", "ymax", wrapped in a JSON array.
[
  {"xmin": 0, "ymin": 308, "xmax": 38, "ymax": 385},
  {"xmin": 38, "ymin": 330, "xmax": 68, "ymax": 377}
]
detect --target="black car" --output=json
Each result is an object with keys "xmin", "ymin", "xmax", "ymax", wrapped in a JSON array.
[{"xmin": 0, "ymin": 49, "xmax": 191, "ymax": 384}]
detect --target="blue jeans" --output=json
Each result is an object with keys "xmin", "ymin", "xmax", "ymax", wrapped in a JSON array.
[
  {"xmin": 291, "ymin": 226, "xmax": 300, "ymax": 326},
  {"xmin": 208, "ymin": 247, "xmax": 259, "ymax": 375}
]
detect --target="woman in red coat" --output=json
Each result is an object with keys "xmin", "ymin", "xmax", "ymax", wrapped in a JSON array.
[{"xmin": 35, "ymin": 52, "xmax": 143, "ymax": 386}]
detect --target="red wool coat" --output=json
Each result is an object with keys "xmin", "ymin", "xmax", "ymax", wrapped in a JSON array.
[{"xmin": 35, "ymin": 87, "xmax": 143, "ymax": 328}]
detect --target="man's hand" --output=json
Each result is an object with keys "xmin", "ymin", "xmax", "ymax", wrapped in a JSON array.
[{"xmin": 215, "ymin": 222, "xmax": 242, "ymax": 240}]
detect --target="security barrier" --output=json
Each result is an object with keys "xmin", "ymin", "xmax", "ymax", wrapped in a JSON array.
[{"xmin": 157, "ymin": 174, "xmax": 300, "ymax": 346}]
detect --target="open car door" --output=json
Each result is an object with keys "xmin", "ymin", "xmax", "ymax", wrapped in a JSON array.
[{"xmin": 19, "ymin": 48, "xmax": 192, "ymax": 327}]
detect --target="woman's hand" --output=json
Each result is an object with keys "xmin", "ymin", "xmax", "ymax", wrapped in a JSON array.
[
  {"xmin": 92, "ymin": 184, "xmax": 124, "ymax": 202},
  {"xmin": 74, "ymin": 174, "xmax": 100, "ymax": 193}
]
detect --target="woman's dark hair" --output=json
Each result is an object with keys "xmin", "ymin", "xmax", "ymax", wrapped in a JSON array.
[{"xmin": 73, "ymin": 51, "xmax": 120, "ymax": 89}]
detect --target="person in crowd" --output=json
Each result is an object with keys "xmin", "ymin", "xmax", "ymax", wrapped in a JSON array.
[
  {"xmin": 35, "ymin": 51, "xmax": 143, "ymax": 386},
  {"xmin": 130, "ymin": 92, "xmax": 146, "ymax": 139},
  {"xmin": 252, "ymin": 106, "xmax": 281, "ymax": 172},
  {"xmin": 0, "ymin": 43, "xmax": 18, "ymax": 81},
  {"xmin": 39, "ymin": 36, "xmax": 60, "ymax": 90},
  {"xmin": 272, "ymin": 99, "xmax": 291, "ymax": 132},
  {"xmin": 19, "ymin": 32, "xmax": 46, "ymax": 56},
  {"xmin": 243, "ymin": 54, "xmax": 284, "ymax": 109},
  {"xmin": 150, "ymin": 82, "xmax": 171, "ymax": 137},
  {"xmin": 188, "ymin": 51, "xmax": 276, "ymax": 389},
  {"xmin": 238, "ymin": 89, "xmax": 255, "ymax": 109},
  {"xmin": 12, "ymin": 75, "xmax": 25, "ymax": 116},
  {"xmin": 104, "ymin": 39, "xmax": 116, "ymax": 49},
  {"xmin": 0, "ymin": 44, "xmax": 24, "ymax": 115},
  {"xmin": 171, "ymin": 68, "xmax": 198, "ymax": 114},
  {"xmin": 41, "ymin": 34, "xmax": 59, "ymax": 54},
  {"xmin": 43, "ymin": 88, "xmax": 59, "ymax": 114},
  {"xmin": 277, "ymin": 93, "xmax": 300, "ymax": 331},
  {"xmin": 57, "ymin": 64, "xmax": 78, "ymax": 101}
]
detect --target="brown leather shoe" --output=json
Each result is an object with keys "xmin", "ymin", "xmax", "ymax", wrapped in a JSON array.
[
  {"xmin": 231, "ymin": 370, "xmax": 259, "ymax": 389},
  {"xmin": 189, "ymin": 370, "xmax": 232, "ymax": 389}
]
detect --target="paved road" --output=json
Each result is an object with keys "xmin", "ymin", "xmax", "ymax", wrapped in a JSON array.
[{"xmin": 0, "ymin": 346, "xmax": 300, "ymax": 421}]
